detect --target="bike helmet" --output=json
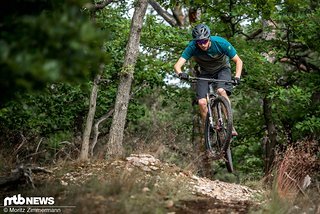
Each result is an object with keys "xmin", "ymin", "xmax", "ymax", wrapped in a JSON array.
[{"xmin": 192, "ymin": 24, "xmax": 210, "ymax": 40}]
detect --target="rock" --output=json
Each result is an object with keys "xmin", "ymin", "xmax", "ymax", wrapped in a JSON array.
[
  {"xmin": 165, "ymin": 200, "xmax": 174, "ymax": 208},
  {"xmin": 124, "ymin": 153, "xmax": 259, "ymax": 203},
  {"xmin": 142, "ymin": 187, "xmax": 150, "ymax": 192},
  {"xmin": 61, "ymin": 180, "xmax": 68, "ymax": 186},
  {"xmin": 126, "ymin": 153, "xmax": 161, "ymax": 171}
]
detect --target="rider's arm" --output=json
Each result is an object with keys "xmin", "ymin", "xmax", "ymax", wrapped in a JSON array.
[
  {"xmin": 215, "ymin": 37, "xmax": 242, "ymax": 78},
  {"xmin": 174, "ymin": 57, "xmax": 187, "ymax": 75},
  {"xmin": 231, "ymin": 54, "xmax": 243, "ymax": 79}
]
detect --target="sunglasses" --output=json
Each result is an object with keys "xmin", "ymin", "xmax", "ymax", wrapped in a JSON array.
[{"xmin": 196, "ymin": 39, "xmax": 209, "ymax": 45}]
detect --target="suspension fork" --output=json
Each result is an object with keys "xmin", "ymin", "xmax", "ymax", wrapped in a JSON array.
[
  {"xmin": 206, "ymin": 93, "xmax": 214, "ymax": 128},
  {"xmin": 209, "ymin": 96, "xmax": 224, "ymax": 131},
  {"xmin": 216, "ymin": 102, "xmax": 224, "ymax": 128}
]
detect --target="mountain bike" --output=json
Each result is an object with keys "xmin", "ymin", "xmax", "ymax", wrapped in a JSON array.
[{"xmin": 189, "ymin": 76, "xmax": 237, "ymax": 173}]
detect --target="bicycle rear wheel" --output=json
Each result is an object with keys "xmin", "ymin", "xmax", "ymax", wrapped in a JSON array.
[{"xmin": 225, "ymin": 146, "xmax": 234, "ymax": 173}]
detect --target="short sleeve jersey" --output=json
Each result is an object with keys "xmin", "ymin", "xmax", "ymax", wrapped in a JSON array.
[{"xmin": 181, "ymin": 36, "xmax": 237, "ymax": 74}]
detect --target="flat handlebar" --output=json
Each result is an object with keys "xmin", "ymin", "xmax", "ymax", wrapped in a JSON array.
[{"xmin": 187, "ymin": 76, "xmax": 237, "ymax": 85}]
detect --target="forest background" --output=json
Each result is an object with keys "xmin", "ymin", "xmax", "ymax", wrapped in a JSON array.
[{"xmin": 0, "ymin": 0, "xmax": 319, "ymax": 210}]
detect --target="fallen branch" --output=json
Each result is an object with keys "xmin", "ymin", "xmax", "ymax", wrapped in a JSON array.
[
  {"xmin": 13, "ymin": 132, "xmax": 27, "ymax": 156},
  {"xmin": 22, "ymin": 150, "xmax": 47, "ymax": 160},
  {"xmin": 0, "ymin": 165, "xmax": 52, "ymax": 190},
  {"xmin": 35, "ymin": 137, "xmax": 44, "ymax": 153}
]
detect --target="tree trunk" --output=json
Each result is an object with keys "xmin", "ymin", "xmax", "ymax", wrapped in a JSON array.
[
  {"xmin": 105, "ymin": 0, "xmax": 148, "ymax": 158},
  {"xmin": 172, "ymin": 4, "xmax": 185, "ymax": 26},
  {"xmin": 79, "ymin": 69, "xmax": 102, "ymax": 161},
  {"xmin": 148, "ymin": 0, "xmax": 178, "ymax": 27},
  {"xmin": 188, "ymin": 7, "xmax": 201, "ymax": 24},
  {"xmin": 263, "ymin": 96, "xmax": 278, "ymax": 174}
]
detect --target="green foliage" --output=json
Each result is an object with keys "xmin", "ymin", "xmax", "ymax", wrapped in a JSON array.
[
  {"xmin": 0, "ymin": 0, "xmax": 319, "ymax": 184},
  {"xmin": 251, "ymin": 0, "xmax": 276, "ymax": 18},
  {"xmin": 127, "ymin": 85, "xmax": 194, "ymax": 136},
  {"xmin": 295, "ymin": 116, "xmax": 320, "ymax": 138},
  {"xmin": 268, "ymin": 85, "xmax": 311, "ymax": 120},
  {"xmin": 0, "ymin": 0, "xmax": 107, "ymax": 106},
  {"xmin": 233, "ymin": 136, "xmax": 264, "ymax": 177},
  {"xmin": 45, "ymin": 131, "xmax": 73, "ymax": 150},
  {"xmin": 143, "ymin": 15, "xmax": 190, "ymax": 54},
  {"xmin": 264, "ymin": 72, "xmax": 319, "ymax": 141},
  {"xmin": 0, "ymin": 83, "xmax": 88, "ymax": 138},
  {"xmin": 133, "ymin": 0, "xmax": 319, "ymax": 179},
  {"xmin": 274, "ymin": 1, "xmax": 320, "ymax": 51}
]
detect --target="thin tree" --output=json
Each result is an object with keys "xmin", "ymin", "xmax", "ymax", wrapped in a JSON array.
[
  {"xmin": 79, "ymin": 70, "xmax": 102, "ymax": 161},
  {"xmin": 79, "ymin": 0, "xmax": 114, "ymax": 161},
  {"xmin": 105, "ymin": 0, "xmax": 148, "ymax": 158}
]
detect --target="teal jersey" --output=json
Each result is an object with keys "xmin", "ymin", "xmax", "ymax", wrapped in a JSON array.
[{"xmin": 181, "ymin": 36, "xmax": 237, "ymax": 74}]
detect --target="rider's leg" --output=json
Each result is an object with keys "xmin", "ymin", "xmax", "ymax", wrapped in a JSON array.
[
  {"xmin": 198, "ymin": 98, "xmax": 207, "ymax": 123},
  {"xmin": 196, "ymin": 77, "xmax": 209, "ymax": 124},
  {"xmin": 217, "ymin": 88, "xmax": 230, "ymax": 104}
]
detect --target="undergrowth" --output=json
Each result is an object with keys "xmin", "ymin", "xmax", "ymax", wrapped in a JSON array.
[
  {"xmin": 257, "ymin": 140, "xmax": 320, "ymax": 214},
  {"xmin": 2, "ymin": 161, "xmax": 193, "ymax": 214}
]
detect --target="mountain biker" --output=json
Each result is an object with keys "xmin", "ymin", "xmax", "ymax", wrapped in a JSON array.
[{"xmin": 174, "ymin": 23, "xmax": 243, "ymax": 136}]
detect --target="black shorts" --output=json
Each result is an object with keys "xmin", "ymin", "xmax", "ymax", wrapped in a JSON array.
[{"xmin": 196, "ymin": 67, "xmax": 232, "ymax": 100}]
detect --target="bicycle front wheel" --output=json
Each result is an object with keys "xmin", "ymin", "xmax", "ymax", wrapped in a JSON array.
[
  {"xmin": 204, "ymin": 96, "xmax": 234, "ymax": 173},
  {"xmin": 213, "ymin": 96, "xmax": 233, "ymax": 151},
  {"xmin": 204, "ymin": 112, "xmax": 220, "ymax": 159},
  {"xmin": 204, "ymin": 96, "xmax": 232, "ymax": 158}
]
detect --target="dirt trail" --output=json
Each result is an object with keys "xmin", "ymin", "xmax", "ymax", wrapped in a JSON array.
[
  {"xmin": 0, "ymin": 154, "xmax": 262, "ymax": 213},
  {"xmin": 52, "ymin": 154, "xmax": 261, "ymax": 213},
  {"xmin": 173, "ymin": 198, "xmax": 254, "ymax": 214},
  {"xmin": 125, "ymin": 154, "xmax": 261, "ymax": 213}
]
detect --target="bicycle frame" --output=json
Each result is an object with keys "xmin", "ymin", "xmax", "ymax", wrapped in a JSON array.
[
  {"xmin": 189, "ymin": 77, "xmax": 235, "ymax": 143},
  {"xmin": 187, "ymin": 76, "xmax": 236, "ymax": 173},
  {"xmin": 206, "ymin": 85, "xmax": 216, "ymax": 133},
  {"xmin": 189, "ymin": 76, "xmax": 234, "ymax": 131}
]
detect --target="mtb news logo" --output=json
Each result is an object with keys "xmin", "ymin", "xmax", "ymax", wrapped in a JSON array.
[{"xmin": 3, "ymin": 194, "xmax": 55, "ymax": 206}]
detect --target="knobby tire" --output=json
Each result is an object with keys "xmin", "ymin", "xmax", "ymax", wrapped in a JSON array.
[
  {"xmin": 225, "ymin": 146, "xmax": 234, "ymax": 173},
  {"xmin": 214, "ymin": 96, "xmax": 233, "ymax": 151}
]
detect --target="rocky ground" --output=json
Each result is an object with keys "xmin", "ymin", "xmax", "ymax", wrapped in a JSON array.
[{"xmin": 0, "ymin": 154, "xmax": 263, "ymax": 213}]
